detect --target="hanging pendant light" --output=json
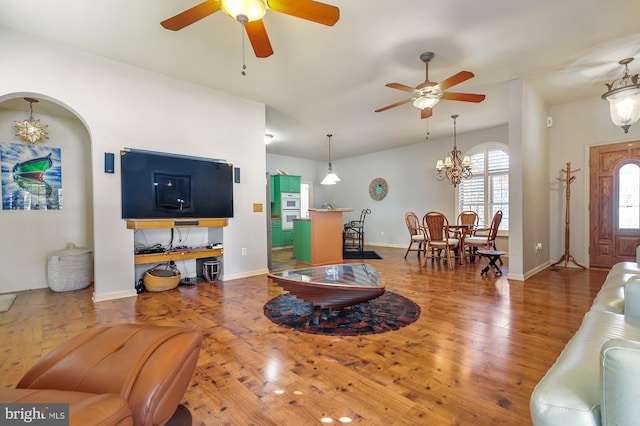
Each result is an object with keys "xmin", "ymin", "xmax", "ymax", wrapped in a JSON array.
[
  {"xmin": 602, "ymin": 58, "xmax": 640, "ymax": 133},
  {"xmin": 14, "ymin": 97, "xmax": 49, "ymax": 144},
  {"xmin": 321, "ymin": 134, "xmax": 340, "ymax": 185},
  {"xmin": 435, "ymin": 114, "xmax": 472, "ymax": 188}
]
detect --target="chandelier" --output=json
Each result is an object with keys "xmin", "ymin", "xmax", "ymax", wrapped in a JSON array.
[
  {"xmin": 435, "ymin": 114, "xmax": 472, "ymax": 187},
  {"xmin": 14, "ymin": 97, "xmax": 49, "ymax": 144},
  {"xmin": 321, "ymin": 133, "xmax": 340, "ymax": 185},
  {"xmin": 601, "ymin": 58, "xmax": 640, "ymax": 133}
]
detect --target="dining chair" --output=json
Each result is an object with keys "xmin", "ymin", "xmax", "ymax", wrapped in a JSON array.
[
  {"xmin": 457, "ymin": 210, "xmax": 479, "ymax": 233},
  {"xmin": 457, "ymin": 210, "xmax": 479, "ymax": 261},
  {"xmin": 423, "ymin": 211, "xmax": 460, "ymax": 267},
  {"xmin": 404, "ymin": 212, "xmax": 427, "ymax": 258},
  {"xmin": 464, "ymin": 210, "xmax": 503, "ymax": 263}
]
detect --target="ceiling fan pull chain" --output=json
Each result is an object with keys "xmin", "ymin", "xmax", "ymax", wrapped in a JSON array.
[
  {"xmin": 425, "ymin": 118, "xmax": 430, "ymax": 140},
  {"xmin": 240, "ymin": 24, "xmax": 247, "ymax": 76}
]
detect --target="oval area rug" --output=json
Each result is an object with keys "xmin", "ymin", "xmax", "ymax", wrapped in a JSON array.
[{"xmin": 264, "ymin": 291, "xmax": 420, "ymax": 336}]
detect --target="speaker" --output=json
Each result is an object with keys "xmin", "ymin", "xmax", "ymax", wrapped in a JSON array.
[
  {"xmin": 104, "ymin": 152, "xmax": 114, "ymax": 174},
  {"xmin": 234, "ymin": 167, "xmax": 240, "ymax": 183}
]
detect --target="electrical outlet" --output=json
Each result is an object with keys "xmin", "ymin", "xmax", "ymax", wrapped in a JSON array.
[
  {"xmin": 535, "ymin": 242, "xmax": 542, "ymax": 253},
  {"xmin": 242, "ymin": 248, "xmax": 247, "ymax": 255}
]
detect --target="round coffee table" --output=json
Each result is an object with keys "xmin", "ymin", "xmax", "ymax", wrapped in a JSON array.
[{"xmin": 268, "ymin": 263, "xmax": 385, "ymax": 309}]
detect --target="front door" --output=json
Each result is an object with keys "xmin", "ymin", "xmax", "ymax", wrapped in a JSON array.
[{"xmin": 590, "ymin": 141, "xmax": 640, "ymax": 267}]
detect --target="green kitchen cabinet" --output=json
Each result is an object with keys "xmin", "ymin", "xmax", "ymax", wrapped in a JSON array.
[
  {"xmin": 271, "ymin": 175, "xmax": 301, "ymax": 217},
  {"xmin": 281, "ymin": 229, "xmax": 293, "ymax": 246},
  {"xmin": 271, "ymin": 219, "xmax": 282, "ymax": 246},
  {"xmin": 272, "ymin": 175, "xmax": 300, "ymax": 194},
  {"xmin": 293, "ymin": 219, "xmax": 311, "ymax": 262}
]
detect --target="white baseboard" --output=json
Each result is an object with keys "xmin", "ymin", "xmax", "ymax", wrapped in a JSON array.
[
  {"xmin": 223, "ymin": 268, "xmax": 270, "ymax": 281},
  {"xmin": 93, "ymin": 288, "xmax": 137, "ymax": 302}
]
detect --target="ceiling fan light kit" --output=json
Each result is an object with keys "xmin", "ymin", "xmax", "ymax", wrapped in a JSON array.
[
  {"xmin": 220, "ymin": 0, "xmax": 267, "ymax": 22},
  {"xmin": 602, "ymin": 57, "xmax": 640, "ymax": 133},
  {"xmin": 375, "ymin": 52, "xmax": 485, "ymax": 119},
  {"xmin": 161, "ymin": 0, "xmax": 339, "ymax": 59},
  {"xmin": 412, "ymin": 96, "xmax": 440, "ymax": 110}
]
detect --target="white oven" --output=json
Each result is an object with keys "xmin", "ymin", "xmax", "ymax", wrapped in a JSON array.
[
  {"xmin": 281, "ymin": 193, "xmax": 301, "ymax": 210},
  {"xmin": 281, "ymin": 209, "xmax": 301, "ymax": 229}
]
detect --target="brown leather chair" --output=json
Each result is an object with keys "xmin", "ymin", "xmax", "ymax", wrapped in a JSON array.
[{"xmin": 0, "ymin": 324, "xmax": 202, "ymax": 426}]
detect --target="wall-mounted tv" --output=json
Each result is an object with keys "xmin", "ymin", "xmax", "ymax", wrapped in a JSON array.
[{"xmin": 120, "ymin": 148, "xmax": 234, "ymax": 219}]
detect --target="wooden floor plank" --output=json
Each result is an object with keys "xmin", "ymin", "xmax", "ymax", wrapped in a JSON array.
[{"xmin": 0, "ymin": 246, "xmax": 611, "ymax": 425}]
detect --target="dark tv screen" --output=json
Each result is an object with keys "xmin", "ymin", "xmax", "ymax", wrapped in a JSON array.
[{"xmin": 120, "ymin": 149, "xmax": 234, "ymax": 219}]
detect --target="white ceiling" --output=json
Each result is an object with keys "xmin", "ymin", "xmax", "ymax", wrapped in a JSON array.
[{"xmin": 1, "ymin": 0, "xmax": 639, "ymax": 160}]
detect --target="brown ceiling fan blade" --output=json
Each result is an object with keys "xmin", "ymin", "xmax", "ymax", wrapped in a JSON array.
[
  {"xmin": 437, "ymin": 71, "xmax": 474, "ymax": 91},
  {"xmin": 161, "ymin": 1, "xmax": 221, "ymax": 31},
  {"xmin": 267, "ymin": 0, "xmax": 340, "ymax": 26},
  {"xmin": 421, "ymin": 108, "xmax": 433, "ymax": 119},
  {"xmin": 244, "ymin": 20, "xmax": 274, "ymax": 58},
  {"xmin": 375, "ymin": 98, "xmax": 413, "ymax": 113},
  {"xmin": 386, "ymin": 82, "xmax": 418, "ymax": 94},
  {"xmin": 440, "ymin": 92, "xmax": 486, "ymax": 103}
]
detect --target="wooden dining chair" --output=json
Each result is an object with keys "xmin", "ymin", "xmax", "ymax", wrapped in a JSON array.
[
  {"xmin": 404, "ymin": 212, "xmax": 427, "ymax": 258},
  {"xmin": 423, "ymin": 211, "xmax": 460, "ymax": 267},
  {"xmin": 464, "ymin": 210, "xmax": 503, "ymax": 263},
  {"xmin": 457, "ymin": 210, "xmax": 479, "ymax": 234},
  {"xmin": 457, "ymin": 210, "xmax": 479, "ymax": 261}
]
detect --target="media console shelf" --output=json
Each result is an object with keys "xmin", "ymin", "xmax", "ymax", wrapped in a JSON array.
[
  {"xmin": 127, "ymin": 218, "xmax": 227, "ymax": 274},
  {"xmin": 134, "ymin": 247, "xmax": 223, "ymax": 265},
  {"xmin": 126, "ymin": 218, "xmax": 228, "ymax": 230}
]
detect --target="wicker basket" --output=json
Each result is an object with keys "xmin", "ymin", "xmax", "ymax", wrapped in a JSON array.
[
  {"xmin": 144, "ymin": 264, "xmax": 181, "ymax": 292},
  {"xmin": 47, "ymin": 243, "xmax": 93, "ymax": 292}
]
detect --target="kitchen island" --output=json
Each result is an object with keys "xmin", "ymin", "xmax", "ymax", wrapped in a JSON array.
[{"xmin": 293, "ymin": 208, "xmax": 353, "ymax": 266}]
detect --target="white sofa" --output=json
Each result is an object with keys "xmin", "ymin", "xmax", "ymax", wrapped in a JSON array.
[{"xmin": 530, "ymin": 253, "xmax": 640, "ymax": 425}]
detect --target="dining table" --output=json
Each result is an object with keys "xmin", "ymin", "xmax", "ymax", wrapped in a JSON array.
[{"xmin": 448, "ymin": 223, "xmax": 480, "ymax": 264}]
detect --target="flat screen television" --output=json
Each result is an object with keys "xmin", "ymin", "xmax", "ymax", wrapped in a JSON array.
[{"xmin": 120, "ymin": 148, "xmax": 234, "ymax": 219}]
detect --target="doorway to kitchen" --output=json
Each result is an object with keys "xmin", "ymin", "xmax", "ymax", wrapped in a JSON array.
[{"xmin": 269, "ymin": 180, "xmax": 313, "ymax": 271}]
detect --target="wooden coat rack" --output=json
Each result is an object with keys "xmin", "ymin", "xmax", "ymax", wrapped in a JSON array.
[{"xmin": 552, "ymin": 162, "xmax": 586, "ymax": 269}]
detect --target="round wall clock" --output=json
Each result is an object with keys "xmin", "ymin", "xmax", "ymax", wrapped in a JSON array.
[{"xmin": 369, "ymin": 178, "xmax": 388, "ymax": 201}]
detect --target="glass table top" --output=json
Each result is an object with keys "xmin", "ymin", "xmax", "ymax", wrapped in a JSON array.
[{"xmin": 269, "ymin": 263, "xmax": 382, "ymax": 288}]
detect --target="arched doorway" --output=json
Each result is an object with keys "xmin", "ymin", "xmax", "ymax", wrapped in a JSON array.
[{"xmin": 0, "ymin": 94, "xmax": 93, "ymax": 292}]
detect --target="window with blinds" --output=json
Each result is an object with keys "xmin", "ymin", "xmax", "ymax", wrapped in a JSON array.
[{"xmin": 458, "ymin": 144, "xmax": 509, "ymax": 231}]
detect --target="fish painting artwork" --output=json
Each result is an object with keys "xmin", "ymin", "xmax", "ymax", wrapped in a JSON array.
[{"xmin": 0, "ymin": 143, "xmax": 62, "ymax": 210}]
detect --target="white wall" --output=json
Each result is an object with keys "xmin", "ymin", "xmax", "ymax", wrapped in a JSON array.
[
  {"xmin": 0, "ymin": 28, "xmax": 268, "ymax": 300},
  {"xmin": 520, "ymin": 81, "xmax": 551, "ymax": 276},
  {"xmin": 265, "ymin": 153, "xmax": 324, "ymax": 206},
  {"xmin": 549, "ymin": 97, "xmax": 640, "ymax": 267}
]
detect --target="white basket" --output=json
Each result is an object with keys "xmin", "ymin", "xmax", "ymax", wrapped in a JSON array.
[
  {"xmin": 47, "ymin": 243, "xmax": 93, "ymax": 292},
  {"xmin": 202, "ymin": 260, "xmax": 221, "ymax": 282}
]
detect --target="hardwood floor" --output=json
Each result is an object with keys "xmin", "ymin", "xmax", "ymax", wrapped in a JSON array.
[{"xmin": 0, "ymin": 246, "xmax": 609, "ymax": 425}]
